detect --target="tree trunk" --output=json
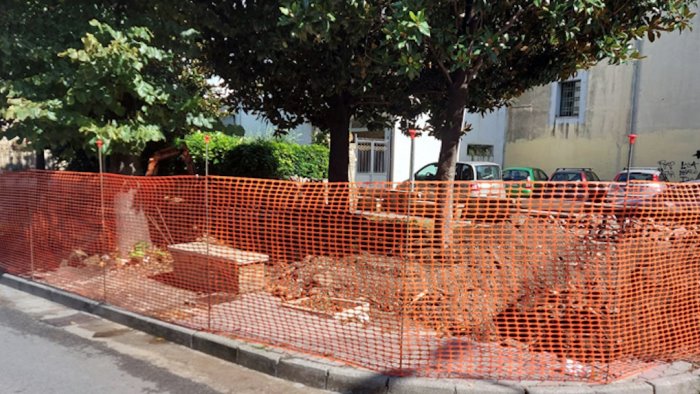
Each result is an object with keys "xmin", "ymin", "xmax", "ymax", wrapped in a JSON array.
[
  {"xmin": 34, "ymin": 148, "xmax": 45, "ymax": 170},
  {"xmin": 327, "ymin": 93, "xmax": 352, "ymax": 183},
  {"xmin": 435, "ymin": 71, "xmax": 469, "ymax": 252},
  {"xmin": 436, "ymin": 71, "xmax": 468, "ymax": 181}
]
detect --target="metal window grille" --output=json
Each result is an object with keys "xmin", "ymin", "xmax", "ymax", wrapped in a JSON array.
[
  {"xmin": 356, "ymin": 140, "xmax": 386, "ymax": 174},
  {"xmin": 466, "ymin": 144, "xmax": 494, "ymax": 162},
  {"xmin": 558, "ymin": 80, "xmax": 581, "ymax": 117}
]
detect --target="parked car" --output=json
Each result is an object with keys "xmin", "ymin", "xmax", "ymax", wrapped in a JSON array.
[
  {"xmin": 607, "ymin": 167, "xmax": 669, "ymax": 203},
  {"xmin": 613, "ymin": 167, "xmax": 669, "ymax": 182},
  {"xmin": 545, "ymin": 168, "xmax": 606, "ymax": 201},
  {"xmin": 606, "ymin": 182, "xmax": 700, "ymax": 226},
  {"xmin": 502, "ymin": 167, "xmax": 549, "ymax": 198},
  {"xmin": 411, "ymin": 161, "xmax": 506, "ymax": 198}
]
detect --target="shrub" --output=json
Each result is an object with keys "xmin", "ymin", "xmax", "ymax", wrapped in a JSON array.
[
  {"xmin": 181, "ymin": 131, "xmax": 242, "ymax": 174},
  {"xmin": 183, "ymin": 132, "xmax": 329, "ymax": 180}
]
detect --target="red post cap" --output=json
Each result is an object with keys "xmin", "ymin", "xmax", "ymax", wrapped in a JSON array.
[
  {"xmin": 628, "ymin": 134, "xmax": 637, "ymax": 145},
  {"xmin": 96, "ymin": 139, "xmax": 103, "ymax": 149},
  {"xmin": 408, "ymin": 129, "xmax": 417, "ymax": 139},
  {"xmin": 204, "ymin": 134, "xmax": 211, "ymax": 144}
]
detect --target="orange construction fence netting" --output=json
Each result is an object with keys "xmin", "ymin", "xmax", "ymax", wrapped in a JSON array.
[{"xmin": 1, "ymin": 170, "xmax": 700, "ymax": 383}]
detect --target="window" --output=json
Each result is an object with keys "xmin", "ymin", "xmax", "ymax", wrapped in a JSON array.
[
  {"xmin": 549, "ymin": 72, "xmax": 587, "ymax": 125},
  {"xmin": 414, "ymin": 163, "xmax": 438, "ymax": 181},
  {"xmin": 584, "ymin": 171, "xmax": 600, "ymax": 181},
  {"xmin": 466, "ymin": 144, "xmax": 494, "ymax": 162},
  {"xmin": 535, "ymin": 169, "xmax": 549, "ymax": 181},
  {"xmin": 457, "ymin": 164, "xmax": 474, "ymax": 181},
  {"xmin": 551, "ymin": 172, "xmax": 582, "ymax": 181},
  {"xmin": 558, "ymin": 80, "xmax": 581, "ymax": 117},
  {"xmin": 356, "ymin": 140, "xmax": 386, "ymax": 174},
  {"xmin": 503, "ymin": 169, "xmax": 530, "ymax": 181},
  {"xmin": 475, "ymin": 165, "xmax": 500, "ymax": 180}
]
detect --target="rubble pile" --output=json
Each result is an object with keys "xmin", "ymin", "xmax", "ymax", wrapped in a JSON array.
[{"xmin": 266, "ymin": 212, "xmax": 700, "ymax": 363}]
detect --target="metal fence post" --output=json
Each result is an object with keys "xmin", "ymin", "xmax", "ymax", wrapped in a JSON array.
[
  {"xmin": 97, "ymin": 139, "xmax": 106, "ymax": 302},
  {"xmin": 204, "ymin": 134, "xmax": 212, "ymax": 331}
]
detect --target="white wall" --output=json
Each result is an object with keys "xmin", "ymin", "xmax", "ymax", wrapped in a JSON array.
[
  {"xmin": 390, "ymin": 124, "xmax": 442, "ymax": 182},
  {"xmin": 460, "ymin": 108, "xmax": 508, "ymax": 165},
  {"xmin": 226, "ymin": 110, "xmax": 313, "ymax": 145},
  {"xmin": 388, "ymin": 108, "xmax": 507, "ymax": 182}
]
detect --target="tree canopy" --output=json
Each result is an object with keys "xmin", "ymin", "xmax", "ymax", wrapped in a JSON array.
[
  {"xmin": 0, "ymin": 1, "xmax": 228, "ymax": 172},
  {"xmin": 2, "ymin": 1, "xmax": 697, "ymax": 179},
  {"xmin": 182, "ymin": 1, "xmax": 427, "ymax": 181},
  {"xmin": 261, "ymin": 0, "xmax": 696, "ymax": 180}
]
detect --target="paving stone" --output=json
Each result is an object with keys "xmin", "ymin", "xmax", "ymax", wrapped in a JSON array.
[
  {"xmin": 455, "ymin": 379, "xmax": 524, "ymax": 393},
  {"xmin": 327, "ymin": 366, "xmax": 388, "ymax": 394},
  {"xmin": 388, "ymin": 377, "xmax": 455, "ymax": 394},
  {"xmin": 93, "ymin": 304, "xmax": 195, "ymax": 347},
  {"xmin": 667, "ymin": 361, "xmax": 694, "ymax": 375},
  {"xmin": 236, "ymin": 344, "xmax": 282, "ymax": 377},
  {"xmin": 649, "ymin": 372, "xmax": 700, "ymax": 394},
  {"xmin": 191, "ymin": 331, "xmax": 240, "ymax": 363},
  {"xmin": 277, "ymin": 357, "xmax": 329, "ymax": 389},
  {"xmin": 523, "ymin": 383, "xmax": 595, "ymax": 394},
  {"xmin": 591, "ymin": 381, "xmax": 653, "ymax": 394}
]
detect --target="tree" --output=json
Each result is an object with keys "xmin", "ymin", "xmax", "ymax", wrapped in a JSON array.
[
  {"xmin": 272, "ymin": 0, "xmax": 697, "ymax": 181},
  {"xmin": 179, "ymin": 1, "xmax": 427, "ymax": 182},
  {"xmin": 0, "ymin": 1, "xmax": 229, "ymax": 173},
  {"xmin": 238, "ymin": 0, "xmax": 696, "ymax": 249}
]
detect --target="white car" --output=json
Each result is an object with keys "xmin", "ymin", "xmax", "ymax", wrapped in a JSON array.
[
  {"xmin": 607, "ymin": 167, "xmax": 669, "ymax": 203},
  {"xmin": 412, "ymin": 161, "xmax": 506, "ymax": 198}
]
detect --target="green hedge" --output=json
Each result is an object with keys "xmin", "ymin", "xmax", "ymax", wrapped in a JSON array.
[
  {"xmin": 181, "ymin": 132, "xmax": 243, "ymax": 175},
  {"xmin": 182, "ymin": 132, "xmax": 329, "ymax": 180}
]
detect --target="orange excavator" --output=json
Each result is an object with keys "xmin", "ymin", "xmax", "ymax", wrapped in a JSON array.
[{"xmin": 145, "ymin": 145, "xmax": 196, "ymax": 176}]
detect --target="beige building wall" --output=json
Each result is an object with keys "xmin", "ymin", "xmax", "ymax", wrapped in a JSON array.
[
  {"xmin": 504, "ymin": 13, "xmax": 700, "ymax": 181},
  {"xmin": 632, "ymin": 26, "xmax": 700, "ymax": 181}
]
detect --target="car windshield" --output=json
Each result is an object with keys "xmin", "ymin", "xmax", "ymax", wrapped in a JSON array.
[
  {"xmin": 551, "ymin": 172, "xmax": 582, "ymax": 181},
  {"xmin": 475, "ymin": 165, "xmax": 501, "ymax": 180},
  {"xmin": 617, "ymin": 172, "xmax": 655, "ymax": 182},
  {"xmin": 503, "ymin": 169, "xmax": 529, "ymax": 181}
]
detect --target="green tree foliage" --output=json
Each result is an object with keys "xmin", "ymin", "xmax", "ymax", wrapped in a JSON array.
[
  {"xmin": 184, "ymin": 0, "xmax": 695, "ymax": 181},
  {"xmin": 1, "ymin": 19, "xmax": 226, "ymax": 172},
  {"xmin": 179, "ymin": 1, "xmax": 425, "ymax": 182},
  {"xmin": 181, "ymin": 131, "xmax": 244, "ymax": 174},
  {"xmin": 0, "ymin": 1, "xmax": 230, "ymax": 172}
]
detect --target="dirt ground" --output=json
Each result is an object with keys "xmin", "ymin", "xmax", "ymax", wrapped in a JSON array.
[{"xmin": 30, "ymin": 224, "xmax": 669, "ymax": 383}]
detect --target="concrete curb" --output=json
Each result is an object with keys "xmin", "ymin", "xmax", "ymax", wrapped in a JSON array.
[{"xmin": 3, "ymin": 273, "xmax": 699, "ymax": 394}]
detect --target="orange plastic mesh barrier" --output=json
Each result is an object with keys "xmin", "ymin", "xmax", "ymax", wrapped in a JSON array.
[{"xmin": 1, "ymin": 170, "xmax": 700, "ymax": 382}]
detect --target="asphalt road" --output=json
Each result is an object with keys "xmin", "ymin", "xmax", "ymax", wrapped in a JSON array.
[{"xmin": 0, "ymin": 283, "xmax": 330, "ymax": 394}]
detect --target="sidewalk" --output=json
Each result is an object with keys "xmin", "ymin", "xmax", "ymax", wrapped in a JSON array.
[
  {"xmin": 0, "ymin": 278, "xmax": 330, "ymax": 394},
  {"xmin": 2, "ymin": 273, "xmax": 700, "ymax": 394}
]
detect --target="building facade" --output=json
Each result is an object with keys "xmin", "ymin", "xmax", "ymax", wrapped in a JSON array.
[{"xmin": 504, "ymin": 15, "xmax": 700, "ymax": 181}]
